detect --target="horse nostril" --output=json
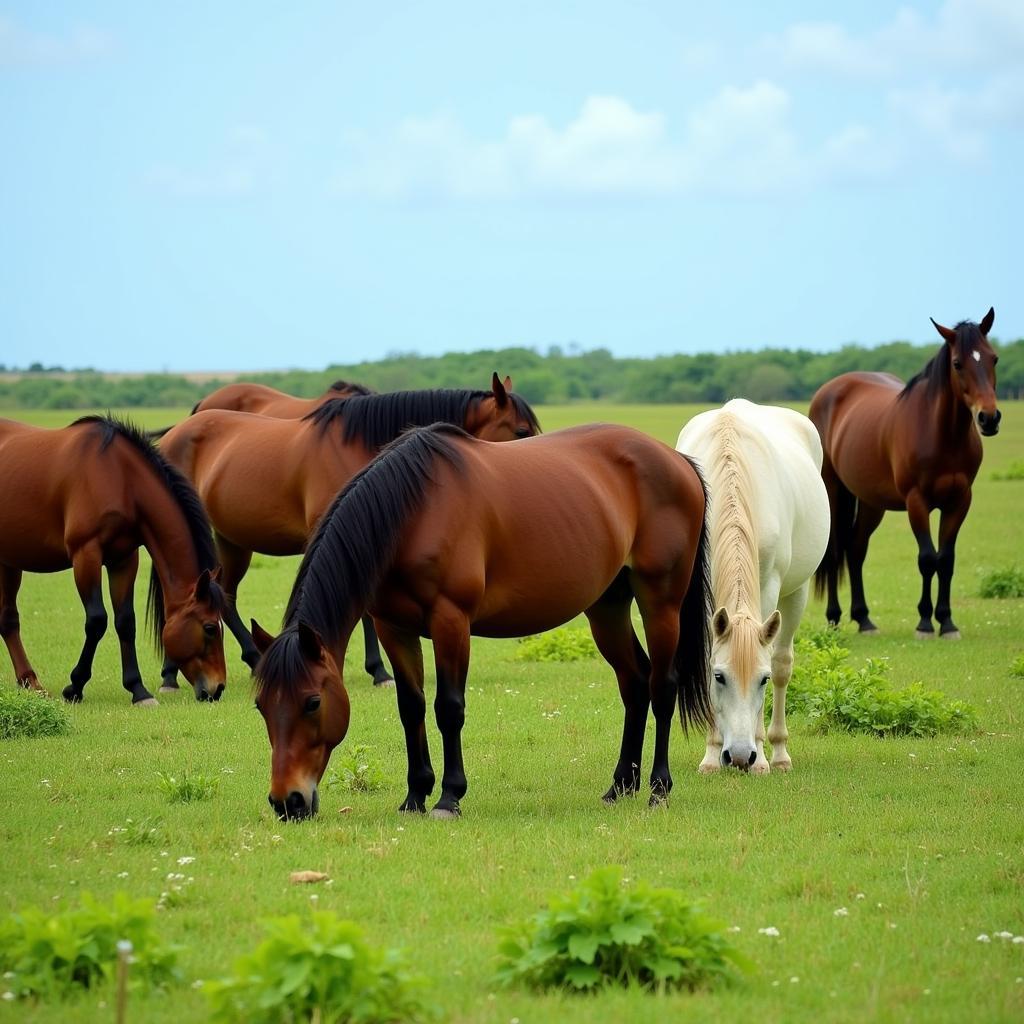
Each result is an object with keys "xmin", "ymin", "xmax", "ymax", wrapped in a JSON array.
[
  {"xmin": 721, "ymin": 749, "xmax": 732, "ymax": 766},
  {"xmin": 213, "ymin": 683, "xmax": 225, "ymax": 701},
  {"xmin": 993, "ymin": 410, "xmax": 1002, "ymax": 425},
  {"xmin": 286, "ymin": 791, "xmax": 307, "ymax": 813},
  {"xmin": 268, "ymin": 795, "xmax": 287, "ymax": 819},
  {"xmin": 747, "ymin": 750, "xmax": 757, "ymax": 767}
]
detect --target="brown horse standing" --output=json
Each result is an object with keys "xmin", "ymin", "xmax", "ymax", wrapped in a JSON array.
[
  {"xmin": 810, "ymin": 309, "xmax": 1000, "ymax": 638},
  {"xmin": 159, "ymin": 376, "xmax": 539, "ymax": 689},
  {"xmin": 0, "ymin": 416, "xmax": 227, "ymax": 704},
  {"xmin": 251, "ymin": 422, "xmax": 712, "ymax": 821},
  {"xmin": 191, "ymin": 379, "xmax": 374, "ymax": 418}
]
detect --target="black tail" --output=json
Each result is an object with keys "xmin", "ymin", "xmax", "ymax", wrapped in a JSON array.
[
  {"xmin": 674, "ymin": 455, "xmax": 713, "ymax": 733},
  {"xmin": 254, "ymin": 424, "xmax": 467, "ymax": 695},
  {"xmin": 813, "ymin": 468, "xmax": 854, "ymax": 600}
]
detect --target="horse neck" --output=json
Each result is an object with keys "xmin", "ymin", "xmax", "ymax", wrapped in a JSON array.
[
  {"xmin": 133, "ymin": 471, "xmax": 202, "ymax": 610},
  {"xmin": 707, "ymin": 420, "xmax": 761, "ymax": 620},
  {"xmin": 911, "ymin": 363, "xmax": 974, "ymax": 443}
]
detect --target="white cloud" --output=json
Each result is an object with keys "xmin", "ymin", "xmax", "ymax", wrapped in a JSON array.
[
  {"xmin": 333, "ymin": 85, "xmax": 877, "ymax": 200},
  {"xmin": 0, "ymin": 16, "xmax": 111, "ymax": 67}
]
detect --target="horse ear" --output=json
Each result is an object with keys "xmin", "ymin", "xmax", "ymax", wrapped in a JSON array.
[
  {"xmin": 930, "ymin": 317, "xmax": 958, "ymax": 346},
  {"xmin": 760, "ymin": 610, "xmax": 782, "ymax": 647},
  {"xmin": 503, "ymin": 374, "xmax": 513, "ymax": 392},
  {"xmin": 980, "ymin": 307, "xmax": 995, "ymax": 335},
  {"xmin": 194, "ymin": 568, "xmax": 211, "ymax": 601},
  {"xmin": 491, "ymin": 372, "xmax": 509, "ymax": 407},
  {"xmin": 297, "ymin": 621, "xmax": 324, "ymax": 662},
  {"xmin": 211, "ymin": 566, "xmax": 223, "ymax": 584},
  {"xmin": 250, "ymin": 619, "xmax": 275, "ymax": 653},
  {"xmin": 711, "ymin": 607, "xmax": 731, "ymax": 639}
]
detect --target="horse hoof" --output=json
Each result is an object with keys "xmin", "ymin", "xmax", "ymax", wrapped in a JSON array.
[
  {"xmin": 648, "ymin": 793, "xmax": 668, "ymax": 809},
  {"xmin": 858, "ymin": 626, "xmax": 880, "ymax": 635},
  {"xmin": 751, "ymin": 761, "xmax": 771, "ymax": 776},
  {"xmin": 697, "ymin": 762, "xmax": 720, "ymax": 775},
  {"xmin": 914, "ymin": 630, "xmax": 935, "ymax": 640},
  {"xmin": 61, "ymin": 686, "xmax": 83, "ymax": 704},
  {"xmin": 158, "ymin": 684, "xmax": 180, "ymax": 693},
  {"xmin": 133, "ymin": 697, "xmax": 159, "ymax": 708},
  {"xmin": 770, "ymin": 759, "xmax": 792, "ymax": 773},
  {"xmin": 940, "ymin": 630, "xmax": 961, "ymax": 641},
  {"xmin": 373, "ymin": 677, "xmax": 395, "ymax": 689},
  {"xmin": 429, "ymin": 806, "xmax": 459, "ymax": 820}
]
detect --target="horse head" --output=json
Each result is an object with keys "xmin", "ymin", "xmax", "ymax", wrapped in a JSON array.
[
  {"xmin": 709, "ymin": 606, "xmax": 781, "ymax": 772},
  {"xmin": 931, "ymin": 307, "xmax": 1000, "ymax": 436},
  {"xmin": 252, "ymin": 619, "xmax": 350, "ymax": 821},
  {"xmin": 161, "ymin": 568, "xmax": 228, "ymax": 702},
  {"xmin": 464, "ymin": 373, "xmax": 540, "ymax": 441}
]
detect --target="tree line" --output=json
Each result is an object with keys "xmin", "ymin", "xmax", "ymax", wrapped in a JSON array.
[{"xmin": 2, "ymin": 338, "xmax": 1022, "ymax": 409}]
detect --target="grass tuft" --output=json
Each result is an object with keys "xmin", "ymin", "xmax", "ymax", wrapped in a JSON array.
[
  {"xmin": 515, "ymin": 627, "xmax": 598, "ymax": 663},
  {"xmin": 325, "ymin": 743, "xmax": 385, "ymax": 793},
  {"xmin": 495, "ymin": 866, "xmax": 752, "ymax": 993},
  {"xmin": 978, "ymin": 567, "xmax": 1024, "ymax": 599},
  {"xmin": 991, "ymin": 459, "xmax": 1024, "ymax": 481},
  {"xmin": 155, "ymin": 769, "xmax": 219, "ymax": 804},
  {"xmin": 1010, "ymin": 654, "xmax": 1024, "ymax": 679},
  {"xmin": 0, "ymin": 688, "xmax": 71, "ymax": 740}
]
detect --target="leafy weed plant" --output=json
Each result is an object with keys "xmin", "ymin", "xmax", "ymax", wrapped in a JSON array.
[
  {"xmin": 204, "ymin": 910, "xmax": 439, "ymax": 1024},
  {"xmin": 108, "ymin": 815, "xmax": 164, "ymax": 847},
  {"xmin": 978, "ymin": 567, "xmax": 1024, "ymax": 599},
  {"xmin": 515, "ymin": 627, "xmax": 598, "ymax": 663},
  {"xmin": 495, "ymin": 866, "xmax": 752, "ymax": 993},
  {"xmin": 155, "ymin": 769, "xmax": 219, "ymax": 803},
  {"xmin": 0, "ymin": 892, "xmax": 180, "ymax": 1001},
  {"xmin": 0, "ymin": 687, "xmax": 70, "ymax": 740},
  {"xmin": 1010, "ymin": 654, "xmax": 1024, "ymax": 679},
  {"xmin": 776, "ymin": 630, "xmax": 978, "ymax": 736},
  {"xmin": 325, "ymin": 744, "xmax": 385, "ymax": 793},
  {"xmin": 991, "ymin": 459, "xmax": 1024, "ymax": 481}
]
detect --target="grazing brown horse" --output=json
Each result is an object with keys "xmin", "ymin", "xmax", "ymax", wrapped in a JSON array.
[
  {"xmin": 251, "ymin": 422, "xmax": 712, "ymax": 821},
  {"xmin": 191, "ymin": 378, "xmax": 374, "ymax": 417},
  {"xmin": 810, "ymin": 308, "xmax": 1000, "ymax": 638},
  {"xmin": 0, "ymin": 416, "xmax": 226, "ymax": 704},
  {"xmin": 159, "ymin": 376, "xmax": 539, "ymax": 690}
]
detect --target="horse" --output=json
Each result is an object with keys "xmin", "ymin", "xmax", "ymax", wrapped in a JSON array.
[
  {"xmin": 190, "ymin": 378, "xmax": 375, "ymax": 418},
  {"xmin": 676, "ymin": 400, "xmax": 829, "ymax": 773},
  {"xmin": 809, "ymin": 308, "xmax": 1000, "ymax": 638},
  {"xmin": 158, "ymin": 375, "xmax": 540, "ymax": 691},
  {"xmin": 250, "ymin": 420, "xmax": 713, "ymax": 821},
  {"xmin": 0, "ymin": 416, "xmax": 227, "ymax": 705}
]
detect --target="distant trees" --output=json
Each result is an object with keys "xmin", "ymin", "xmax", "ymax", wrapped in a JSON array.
[{"xmin": 0, "ymin": 338, "xmax": 1021, "ymax": 409}]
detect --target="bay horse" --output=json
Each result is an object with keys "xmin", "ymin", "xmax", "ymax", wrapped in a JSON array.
[
  {"xmin": 810, "ymin": 308, "xmax": 1000, "ymax": 638},
  {"xmin": 0, "ymin": 416, "xmax": 226, "ymax": 705},
  {"xmin": 251, "ymin": 421, "xmax": 713, "ymax": 821},
  {"xmin": 190, "ymin": 378, "xmax": 374, "ymax": 418},
  {"xmin": 158, "ymin": 375, "xmax": 539, "ymax": 691},
  {"xmin": 676, "ymin": 400, "xmax": 829, "ymax": 773}
]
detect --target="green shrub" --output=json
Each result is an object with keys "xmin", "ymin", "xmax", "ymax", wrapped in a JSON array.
[
  {"xmin": 774, "ymin": 630, "xmax": 978, "ymax": 737},
  {"xmin": 495, "ymin": 866, "xmax": 752, "ymax": 993},
  {"xmin": 155, "ymin": 769, "xmax": 218, "ymax": 803},
  {"xmin": 991, "ymin": 459, "xmax": 1024, "ymax": 481},
  {"xmin": 978, "ymin": 567, "xmax": 1024, "ymax": 599},
  {"xmin": 0, "ymin": 892, "xmax": 180, "ymax": 1001},
  {"xmin": 515, "ymin": 627, "xmax": 598, "ymax": 663},
  {"xmin": 204, "ymin": 911, "xmax": 439, "ymax": 1024},
  {"xmin": 0, "ymin": 688, "xmax": 71, "ymax": 740},
  {"xmin": 325, "ymin": 744, "xmax": 385, "ymax": 793},
  {"xmin": 1010, "ymin": 654, "xmax": 1024, "ymax": 679}
]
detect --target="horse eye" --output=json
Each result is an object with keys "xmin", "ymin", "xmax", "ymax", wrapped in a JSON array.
[
  {"xmin": 760, "ymin": 676, "xmax": 770, "ymax": 687},
  {"xmin": 952, "ymin": 359, "xmax": 962, "ymax": 371},
  {"xmin": 714, "ymin": 670, "xmax": 725, "ymax": 685},
  {"xmin": 203, "ymin": 622, "xmax": 218, "ymax": 638},
  {"xmin": 515, "ymin": 427, "xmax": 532, "ymax": 439},
  {"xmin": 993, "ymin": 355, "xmax": 999, "ymax": 365},
  {"xmin": 304, "ymin": 695, "xmax": 322, "ymax": 714}
]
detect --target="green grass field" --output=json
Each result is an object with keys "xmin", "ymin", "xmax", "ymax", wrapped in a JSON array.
[{"xmin": 1, "ymin": 402, "xmax": 1023, "ymax": 1023}]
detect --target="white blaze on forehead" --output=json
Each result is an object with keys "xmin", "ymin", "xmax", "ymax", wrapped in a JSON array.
[{"xmin": 973, "ymin": 350, "xmax": 981, "ymax": 362}]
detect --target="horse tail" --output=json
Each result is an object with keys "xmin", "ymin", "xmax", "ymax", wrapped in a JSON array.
[
  {"xmin": 814, "ymin": 465, "xmax": 853, "ymax": 599},
  {"xmin": 674, "ymin": 454, "xmax": 714, "ymax": 733},
  {"xmin": 274, "ymin": 423, "xmax": 467, "ymax": 654}
]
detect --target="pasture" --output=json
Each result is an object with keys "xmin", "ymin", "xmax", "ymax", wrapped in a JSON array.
[{"xmin": 1, "ymin": 401, "xmax": 1023, "ymax": 1023}]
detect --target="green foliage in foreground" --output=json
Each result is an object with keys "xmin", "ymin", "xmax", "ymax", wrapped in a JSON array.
[
  {"xmin": 154, "ymin": 769, "xmax": 219, "ymax": 804},
  {"xmin": 0, "ymin": 893, "xmax": 180, "ymax": 1001},
  {"xmin": 991, "ymin": 458, "xmax": 1024, "ymax": 481},
  {"xmin": 325, "ymin": 744, "xmax": 386, "ymax": 793},
  {"xmin": 782, "ymin": 631, "xmax": 978, "ymax": 737},
  {"xmin": 1010, "ymin": 654, "xmax": 1024, "ymax": 679},
  {"xmin": 515, "ymin": 628, "xmax": 599, "ymax": 663},
  {"xmin": 978, "ymin": 567, "xmax": 1024, "ymax": 598},
  {"xmin": 0, "ymin": 687, "xmax": 71, "ymax": 740},
  {"xmin": 496, "ymin": 866, "xmax": 752, "ymax": 993},
  {"xmin": 204, "ymin": 911, "xmax": 440, "ymax": 1024}
]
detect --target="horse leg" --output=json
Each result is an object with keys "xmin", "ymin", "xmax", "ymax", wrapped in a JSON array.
[
  {"xmin": 375, "ymin": 620, "xmax": 434, "ymax": 813},
  {"xmin": 585, "ymin": 572, "xmax": 651, "ymax": 800},
  {"xmin": 820, "ymin": 456, "xmax": 845, "ymax": 627},
  {"xmin": 935, "ymin": 491, "xmax": 972, "ymax": 639},
  {"xmin": 428, "ymin": 599, "xmax": 472, "ymax": 818},
  {"xmin": 0, "ymin": 566, "xmax": 45, "ymax": 693},
  {"xmin": 847, "ymin": 502, "xmax": 884, "ymax": 633},
  {"xmin": 906, "ymin": 491, "xmax": 938, "ymax": 637},
  {"xmin": 698, "ymin": 720, "xmax": 723, "ymax": 774},
  {"xmin": 215, "ymin": 534, "xmax": 261, "ymax": 670},
  {"xmin": 361, "ymin": 615, "xmax": 394, "ymax": 687},
  {"xmin": 767, "ymin": 586, "xmax": 807, "ymax": 772},
  {"xmin": 106, "ymin": 553, "xmax": 157, "ymax": 706},
  {"xmin": 64, "ymin": 545, "xmax": 107, "ymax": 703}
]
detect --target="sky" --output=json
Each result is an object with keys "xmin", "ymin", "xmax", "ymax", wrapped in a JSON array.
[{"xmin": 1, "ymin": 1, "xmax": 1022, "ymax": 372}]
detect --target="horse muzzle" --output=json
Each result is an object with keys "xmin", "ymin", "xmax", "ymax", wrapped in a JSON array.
[
  {"xmin": 269, "ymin": 786, "xmax": 319, "ymax": 821},
  {"xmin": 977, "ymin": 408, "xmax": 1001, "ymax": 436},
  {"xmin": 721, "ymin": 744, "xmax": 758, "ymax": 771},
  {"xmin": 193, "ymin": 677, "xmax": 226, "ymax": 702}
]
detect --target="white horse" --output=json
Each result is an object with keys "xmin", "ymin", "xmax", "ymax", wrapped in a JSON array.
[{"xmin": 676, "ymin": 399, "xmax": 829, "ymax": 773}]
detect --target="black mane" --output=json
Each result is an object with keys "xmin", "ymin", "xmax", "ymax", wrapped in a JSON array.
[
  {"xmin": 303, "ymin": 388, "xmax": 540, "ymax": 450},
  {"xmin": 900, "ymin": 320, "xmax": 982, "ymax": 401},
  {"xmin": 72, "ymin": 415, "xmax": 223, "ymax": 647},
  {"xmin": 328, "ymin": 379, "xmax": 375, "ymax": 396},
  {"xmin": 254, "ymin": 423, "xmax": 469, "ymax": 698}
]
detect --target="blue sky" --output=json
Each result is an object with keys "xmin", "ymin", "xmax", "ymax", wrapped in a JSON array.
[{"xmin": 1, "ymin": 1, "xmax": 1021, "ymax": 371}]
